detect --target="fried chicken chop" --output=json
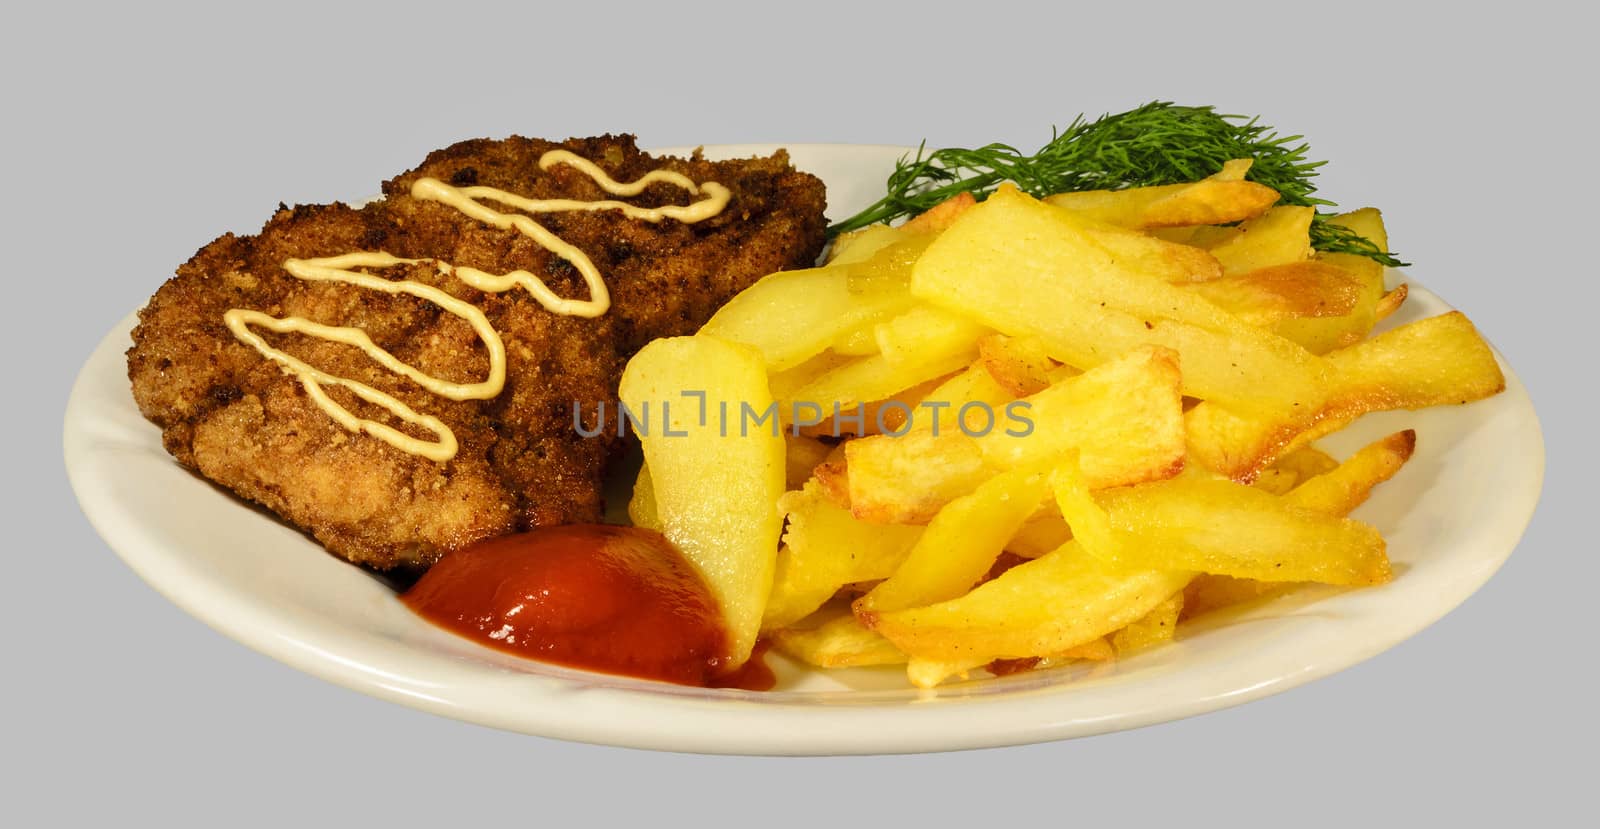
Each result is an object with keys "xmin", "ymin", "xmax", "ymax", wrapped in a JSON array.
[{"xmin": 128, "ymin": 135, "xmax": 826, "ymax": 570}]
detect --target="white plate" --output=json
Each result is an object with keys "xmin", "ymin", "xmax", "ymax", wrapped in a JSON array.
[{"xmin": 64, "ymin": 144, "xmax": 1544, "ymax": 755}]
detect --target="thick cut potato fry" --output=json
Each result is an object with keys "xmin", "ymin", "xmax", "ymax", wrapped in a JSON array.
[
  {"xmin": 1205, "ymin": 206, "xmax": 1315, "ymax": 276},
  {"xmin": 619, "ymin": 335, "xmax": 786, "ymax": 665},
  {"xmin": 1112, "ymin": 591, "xmax": 1184, "ymax": 655},
  {"xmin": 913, "ymin": 186, "xmax": 1327, "ymax": 412},
  {"xmin": 875, "ymin": 305, "xmax": 993, "ymax": 370},
  {"xmin": 1283, "ymin": 430, "xmax": 1416, "ymax": 518},
  {"xmin": 1179, "ymin": 431, "xmax": 1415, "ymax": 620},
  {"xmin": 772, "ymin": 613, "xmax": 908, "ymax": 668},
  {"xmin": 1044, "ymin": 177, "xmax": 1279, "ymax": 229},
  {"xmin": 844, "ymin": 430, "xmax": 992, "ymax": 524},
  {"xmin": 1092, "ymin": 477, "xmax": 1392, "ymax": 586},
  {"xmin": 1187, "ymin": 312, "xmax": 1504, "ymax": 480},
  {"xmin": 763, "ymin": 480, "xmax": 926, "ymax": 630},
  {"xmin": 976, "ymin": 346, "xmax": 1186, "ymax": 485},
  {"xmin": 1184, "ymin": 261, "xmax": 1363, "ymax": 326},
  {"xmin": 701, "ymin": 238, "xmax": 926, "ymax": 371},
  {"xmin": 977, "ymin": 333, "xmax": 1058, "ymax": 397},
  {"xmin": 864, "ymin": 542, "xmax": 1194, "ymax": 673},
  {"xmin": 857, "ymin": 465, "xmax": 1052, "ymax": 613},
  {"xmin": 845, "ymin": 346, "xmax": 1185, "ymax": 524}
]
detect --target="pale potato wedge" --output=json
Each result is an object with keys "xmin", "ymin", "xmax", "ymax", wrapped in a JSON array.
[{"xmin": 619, "ymin": 335, "xmax": 786, "ymax": 665}]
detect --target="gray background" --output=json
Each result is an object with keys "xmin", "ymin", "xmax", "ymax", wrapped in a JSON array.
[{"xmin": 5, "ymin": 1, "xmax": 1594, "ymax": 825}]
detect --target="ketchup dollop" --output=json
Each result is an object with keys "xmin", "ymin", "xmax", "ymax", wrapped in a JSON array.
[{"xmin": 403, "ymin": 524, "xmax": 771, "ymax": 689}]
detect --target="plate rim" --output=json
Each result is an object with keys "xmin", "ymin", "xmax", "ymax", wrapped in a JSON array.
[{"xmin": 64, "ymin": 143, "xmax": 1546, "ymax": 755}]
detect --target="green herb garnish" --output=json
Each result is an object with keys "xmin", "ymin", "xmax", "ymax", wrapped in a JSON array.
[{"xmin": 828, "ymin": 101, "xmax": 1406, "ymax": 267}]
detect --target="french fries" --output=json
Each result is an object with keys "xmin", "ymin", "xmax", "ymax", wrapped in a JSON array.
[
  {"xmin": 856, "ymin": 465, "xmax": 1051, "ymax": 613},
  {"xmin": 619, "ymin": 163, "xmax": 1507, "ymax": 688},
  {"xmin": 772, "ymin": 614, "xmax": 907, "ymax": 668},
  {"xmin": 762, "ymin": 480, "xmax": 924, "ymax": 630},
  {"xmin": 863, "ymin": 544, "xmax": 1194, "ymax": 671},
  {"xmin": 913, "ymin": 186, "xmax": 1329, "ymax": 413},
  {"xmin": 1044, "ymin": 160, "xmax": 1280, "ymax": 229},
  {"xmin": 1186, "ymin": 311, "xmax": 1503, "ymax": 480},
  {"xmin": 842, "ymin": 346, "xmax": 1184, "ymax": 524}
]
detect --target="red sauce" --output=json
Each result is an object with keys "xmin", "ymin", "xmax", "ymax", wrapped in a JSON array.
[{"xmin": 402, "ymin": 524, "xmax": 772, "ymax": 689}]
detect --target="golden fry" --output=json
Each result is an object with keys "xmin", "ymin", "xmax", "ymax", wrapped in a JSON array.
[
  {"xmin": 857, "ymin": 465, "xmax": 1051, "ymax": 613},
  {"xmin": 763, "ymin": 480, "xmax": 925, "ymax": 630},
  {"xmin": 773, "ymin": 614, "xmax": 907, "ymax": 668}
]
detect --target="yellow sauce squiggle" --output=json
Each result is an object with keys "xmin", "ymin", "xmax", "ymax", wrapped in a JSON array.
[{"xmin": 224, "ymin": 151, "xmax": 728, "ymax": 461}]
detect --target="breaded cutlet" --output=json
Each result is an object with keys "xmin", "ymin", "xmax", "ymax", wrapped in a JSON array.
[{"xmin": 128, "ymin": 135, "xmax": 826, "ymax": 570}]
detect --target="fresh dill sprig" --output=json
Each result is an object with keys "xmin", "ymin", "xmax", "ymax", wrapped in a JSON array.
[{"xmin": 829, "ymin": 102, "xmax": 1407, "ymax": 267}]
